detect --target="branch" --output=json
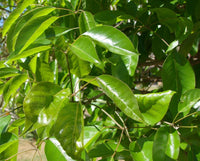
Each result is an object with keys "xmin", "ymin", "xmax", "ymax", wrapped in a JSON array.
[{"xmin": 0, "ymin": 6, "xmax": 11, "ymax": 13}]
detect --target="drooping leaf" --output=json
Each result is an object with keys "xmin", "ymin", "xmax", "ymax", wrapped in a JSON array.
[
  {"xmin": 79, "ymin": 11, "xmax": 96, "ymax": 34},
  {"xmin": 3, "ymin": 74, "xmax": 28, "ymax": 106},
  {"xmin": 45, "ymin": 138, "xmax": 75, "ymax": 161},
  {"xmin": 129, "ymin": 138, "xmax": 153, "ymax": 161},
  {"xmin": 165, "ymin": 130, "xmax": 180, "ymax": 160},
  {"xmin": 2, "ymin": 0, "xmax": 35, "ymax": 37},
  {"xmin": 178, "ymin": 89, "xmax": 200, "ymax": 113},
  {"xmin": 162, "ymin": 52, "xmax": 195, "ymax": 95},
  {"xmin": 52, "ymin": 102, "xmax": 83, "ymax": 159},
  {"xmin": 0, "ymin": 67, "xmax": 20, "ymax": 78},
  {"xmin": 0, "ymin": 115, "xmax": 11, "ymax": 134},
  {"xmin": 70, "ymin": 36, "xmax": 103, "ymax": 67},
  {"xmin": 135, "ymin": 90, "xmax": 175, "ymax": 125},
  {"xmin": 153, "ymin": 127, "xmax": 169, "ymax": 161},
  {"xmin": 97, "ymin": 75, "xmax": 144, "ymax": 123},
  {"xmin": 83, "ymin": 26, "xmax": 139, "ymax": 56},
  {"xmin": 15, "ymin": 16, "xmax": 58, "ymax": 54}
]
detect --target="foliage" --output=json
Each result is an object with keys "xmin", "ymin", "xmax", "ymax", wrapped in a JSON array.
[{"xmin": 0, "ymin": 0, "xmax": 200, "ymax": 160}]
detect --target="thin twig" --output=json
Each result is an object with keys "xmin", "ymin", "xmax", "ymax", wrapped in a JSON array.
[
  {"xmin": 115, "ymin": 111, "xmax": 132, "ymax": 142},
  {"xmin": 175, "ymin": 111, "xmax": 198, "ymax": 124}
]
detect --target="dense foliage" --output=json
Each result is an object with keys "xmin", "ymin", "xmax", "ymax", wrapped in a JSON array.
[{"xmin": 0, "ymin": 0, "xmax": 200, "ymax": 160}]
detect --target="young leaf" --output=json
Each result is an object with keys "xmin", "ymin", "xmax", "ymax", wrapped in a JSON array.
[
  {"xmin": 135, "ymin": 90, "xmax": 176, "ymax": 125},
  {"xmin": 70, "ymin": 36, "xmax": 102, "ymax": 66},
  {"xmin": 79, "ymin": 11, "xmax": 96, "ymax": 34},
  {"xmin": 45, "ymin": 138, "xmax": 75, "ymax": 161},
  {"xmin": 97, "ymin": 75, "xmax": 144, "ymax": 123},
  {"xmin": 2, "ymin": 0, "xmax": 35, "ymax": 37},
  {"xmin": 178, "ymin": 89, "xmax": 200, "ymax": 113},
  {"xmin": 52, "ymin": 102, "xmax": 83, "ymax": 159},
  {"xmin": 83, "ymin": 25, "xmax": 139, "ymax": 56}
]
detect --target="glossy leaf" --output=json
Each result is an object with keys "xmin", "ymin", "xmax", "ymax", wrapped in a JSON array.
[
  {"xmin": 178, "ymin": 89, "xmax": 200, "ymax": 113},
  {"xmin": 153, "ymin": 127, "xmax": 168, "ymax": 161},
  {"xmin": 162, "ymin": 52, "xmax": 195, "ymax": 94},
  {"xmin": 3, "ymin": 74, "xmax": 27, "ymax": 106},
  {"xmin": 2, "ymin": 0, "xmax": 35, "ymax": 37},
  {"xmin": 130, "ymin": 139, "xmax": 153, "ymax": 161},
  {"xmin": 52, "ymin": 102, "xmax": 83, "ymax": 159},
  {"xmin": 15, "ymin": 16, "xmax": 58, "ymax": 54},
  {"xmin": 45, "ymin": 138, "xmax": 75, "ymax": 161},
  {"xmin": 83, "ymin": 26, "xmax": 139, "ymax": 56},
  {"xmin": 79, "ymin": 11, "xmax": 96, "ymax": 34},
  {"xmin": 135, "ymin": 90, "xmax": 175, "ymax": 125},
  {"xmin": 97, "ymin": 75, "xmax": 144, "ymax": 123},
  {"xmin": 166, "ymin": 130, "xmax": 180, "ymax": 160},
  {"xmin": 0, "ymin": 67, "xmax": 20, "ymax": 78},
  {"xmin": 23, "ymin": 82, "xmax": 70, "ymax": 130},
  {"xmin": 70, "ymin": 36, "xmax": 102, "ymax": 67}
]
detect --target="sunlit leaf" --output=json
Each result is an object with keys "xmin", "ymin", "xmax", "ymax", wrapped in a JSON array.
[
  {"xmin": 97, "ymin": 75, "xmax": 144, "ymax": 123},
  {"xmin": 135, "ymin": 90, "xmax": 175, "ymax": 125},
  {"xmin": 0, "ymin": 67, "xmax": 20, "ymax": 78},
  {"xmin": 2, "ymin": 0, "xmax": 35, "ymax": 37},
  {"xmin": 0, "ymin": 115, "xmax": 11, "ymax": 134}
]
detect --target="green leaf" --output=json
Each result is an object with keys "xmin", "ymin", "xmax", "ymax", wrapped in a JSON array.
[
  {"xmin": 166, "ymin": 130, "xmax": 180, "ymax": 160},
  {"xmin": 3, "ymin": 74, "xmax": 28, "ymax": 106},
  {"xmin": 130, "ymin": 138, "xmax": 153, "ymax": 161},
  {"xmin": 15, "ymin": 16, "xmax": 58, "ymax": 54},
  {"xmin": 135, "ymin": 90, "xmax": 175, "ymax": 125},
  {"xmin": 7, "ymin": 45, "xmax": 51, "ymax": 62},
  {"xmin": 23, "ymin": 82, "xmax": 70, "ymax": 131},
  {"xmin": 83, "ymin": 26, "xmax": 139, "ymax": 56},
  {"xmin": 152, "ymin": 8, "xmax": 178, "ymax": 33},
  {"xmin": 0, "ymin": 115, "xmax": 11, "ymax": 134},
  {"xmin": 0, "ymin": 67, "xmax": 20, "ymax": 78},
  {"xmin": 0, "ymin": 132, "xmax": 18, "ymax": 154},
  {"xmin": 162, "ymin": 52, "xmax": 195, "ymax": 95},
  {"xmin": 153, "ymin": 127, "xmax": 169, "ymax": 161},
  {"xmin": 178, "ymin": 89, "xmax": 200, "ymax": 113},
  {"xmin": 79, "ymin": 11, "xmax": 96, "ymax": 34},
  {"xmin": 45, "ymin": 138, "xmax": 75, "ymax": 161},
  {"xmin": 52, "ymin": 102, "xmax": 83, "ymax": 159},
  {"xmin": 68, "ymin": 52, "xmax": 91, "ymax": 78},
  {"xmin": 2, "ymin": 0, "xmax": 35, "ymax": 37},
  {"xmin": 7, "ymin": 6, "xmax": 55, "ymax": 52},
  {"xmin": 97, "ymin": 75, "xmax": 144, "ymax": 123},
  {"xmin": 70, "ymin": 36, "xmax": 102, "ymax": 67}
]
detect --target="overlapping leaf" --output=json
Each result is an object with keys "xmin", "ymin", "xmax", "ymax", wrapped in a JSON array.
[{"xmin": 97, "ymin": 75, "xmax": 144, "ymax": 123}]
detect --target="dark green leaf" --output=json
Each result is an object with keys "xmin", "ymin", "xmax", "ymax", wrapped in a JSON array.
[
  {"xmin": 52, "ymin": 102, "xmax": 83, "ymax": 159},
  {"xmin": 135, "ymin": 90, "xmax": 175, "ymax": 125},
  {"xmin": 0, "ymin": 115, "xmax": 11, "ymax": 134},
  {"xmin": 0, "ymin": 67, "xmax": 20, "ymax": 78},
  {"xmin": 97, "ymin": 75, "xmax": 144, "ymax": 123}
]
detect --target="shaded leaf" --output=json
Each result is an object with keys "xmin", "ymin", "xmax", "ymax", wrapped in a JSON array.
[
  {"xmin": 2, "ymin": 0, "xmax": 35, "ymax": 37},
  {"xmin": 52, "ymin": 102, "xmax": 83, "ymax": 159},
  {"xmin": 0, "ymin": 67, "xmax": 20, "ymax": 78},
  {"xmin": 0, "ymin": 115, "xmax": 11, "ymax": 134},
  {"xmin": 135, "ymin": 90, "xmax": 175, "ymax": 125},
  {"xmin": 79, "ymin": 11, "xmax": 96, "ymax": 34},
  {"xmin": 178, "ymin": 89, "xmax": 200, "ymax": 113},
  {"xmin": 97, "ymin": 75, "xmax": 144, "ymax": 123}
]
